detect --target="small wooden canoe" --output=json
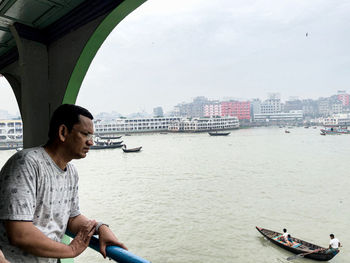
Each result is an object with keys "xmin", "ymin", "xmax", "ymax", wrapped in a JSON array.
[
  {"xmin": 122, "ymin": 146, "xmax": 142, "ymax": 153},
  {"xmin": 256, "ymin": 227, "xmax": 339, "ymax": 261},
  {"xmin": 208, "ymin": 131, "xmax": 230, "ymax": 136}
]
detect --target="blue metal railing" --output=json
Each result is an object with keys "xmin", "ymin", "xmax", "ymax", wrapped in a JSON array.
[{"xmin": 66, "ymin": 231, "xmax": 151, "ymax": 263}]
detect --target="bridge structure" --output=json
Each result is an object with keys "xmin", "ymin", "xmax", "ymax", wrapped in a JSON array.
[
  {"xmin": 0, "ymin": 1, "xmax": 150, "ymax": 262},
  {"xmin": 0, "ymin": 0, "xmax": 146, "ymax": 148}
]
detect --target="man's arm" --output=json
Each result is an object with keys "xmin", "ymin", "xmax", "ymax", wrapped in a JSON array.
[{"xmin": 5, "ymin": 220, "xmax": 96, "ymax": 258}]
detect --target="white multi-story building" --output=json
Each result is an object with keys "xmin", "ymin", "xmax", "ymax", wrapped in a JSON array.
[
  {"xmin": 204, "ymin": 103, "xmax": 221, "ymax": 117},
  {"xmin": 254, "ymin": 110, "xmax": 303, "ymax": 123},
  {"xmin": 322, "ymin": 113, "xmax": 350, "ymax": 126},
  {"xmin": 260, "ymin": 95, "xmax": 282, "ymax": 114}
]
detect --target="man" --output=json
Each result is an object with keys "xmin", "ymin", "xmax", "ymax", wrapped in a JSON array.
[
  {"xmin": 328, "ymin": 234, "xmax": 341, "ymax": 254},
  {"xmin": 278, "ymin": 228, "xmax": 289, "ymax": 242},
  {"xmin": 0, "ymin": 104, "xmax": 127, "ymax": 262}
]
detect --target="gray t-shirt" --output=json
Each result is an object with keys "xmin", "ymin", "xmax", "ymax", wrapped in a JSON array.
[{"xmin": 0, "ymin": 147, "xmax": 80, "ymax": 263}]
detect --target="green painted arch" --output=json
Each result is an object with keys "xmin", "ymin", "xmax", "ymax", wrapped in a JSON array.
[{"xmin": 62, "ymin": 0, "xmax": 147, "ymax": 104}]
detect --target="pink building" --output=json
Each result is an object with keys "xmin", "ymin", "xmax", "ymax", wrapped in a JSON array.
[
  {"xmin": 337, "ymin": 93, "xmax": 349, "ymax": 106},
  {"xmin": 221, "ymin": 101, "xmax": 251, "ymax": 120}
]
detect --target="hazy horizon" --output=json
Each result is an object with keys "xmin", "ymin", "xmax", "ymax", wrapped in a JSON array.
[{"xmin": 1, "ymin": 0, "xmax": 350, "ymax": 115}]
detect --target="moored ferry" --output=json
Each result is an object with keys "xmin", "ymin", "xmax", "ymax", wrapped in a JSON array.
[
  {"xmin": 320, "ymin": 126, "xmax": 350, "ymax": 135},
  {"xmin": 94, "ymin": 116, "xmax": 239, "ymax": 135},
  {"xmin": 168, "ymin": 116, "xmax": 239, "ymax": 132},
  {"xmin": 0, "ymin": 119, "xmax": 23, "ymax": 149},
  {"xmin": 94, "ymin": 117, "xmax": 182, "ymax": 135}
]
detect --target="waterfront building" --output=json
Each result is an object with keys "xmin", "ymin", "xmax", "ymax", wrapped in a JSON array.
[
  {"xmin": 204, "ymin": 102, "xmax": 221, "ymax": 117},
  {"xmin": 153, "ymin": 107, "xmax": 164, "ymax": 117},
  {"xmin": 337, "ymin": 90, "xmax": 349, "ymax": 106},
  {"xmin": 260, "ymin": 94, "xmax": 282, "ymax": 114},
  {"xmin": 318, "ymin": 99, "xmax": 331, "ymax": 117},
  {"xmin": 322, "ymin": 113, "xmax": 350, "ymax": 126},
  {"xmin": 174, "ymin": 96, "xmax": 209, "ymax": 117},
  {"xmin": 168, "ymin": 116, "xmax": 239, "ymax": 132},
  {"xmin": 253, "ymin": 110, "xmax": 303, "ymax": 124},
  {"xmin": 221, "ymin": 101, "xmax": 251, "ymax": 120}
]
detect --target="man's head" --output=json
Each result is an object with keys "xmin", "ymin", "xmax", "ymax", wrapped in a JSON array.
[
  {"xmin": 47, "ymin": 104, "xmax": 94, "ymax": 159},
  {"xmin": 330, "ymin": 234, "xmax": 335, "ymax": 239},
  {"xmin": 283, "ymin": 228, "xmax": 287, "ymax": 233}
]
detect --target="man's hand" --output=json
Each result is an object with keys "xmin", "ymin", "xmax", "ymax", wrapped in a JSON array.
[
  {"xmin": 0, "ymin": 249, "xmax": 10, "ymax": 263},
  {"xmin": 68, "ymin": 220, "xmax": 97, "ymax": 257},
  {"xmin": 98, "ymin": 225, "xmax": 128, "ymax": 258}
]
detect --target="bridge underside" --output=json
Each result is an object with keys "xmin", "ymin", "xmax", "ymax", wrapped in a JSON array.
[{"xmin": 0, "ymin": 0, "xmax": 146, "ymax": 148}]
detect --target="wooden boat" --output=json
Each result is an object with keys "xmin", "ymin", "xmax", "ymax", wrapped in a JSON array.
[
  {"xmin": 90, "ymin": 143, "xmax": 124, "ymax": 150},
  {"xmin": 285, "ymin": 130, "xmax": 290, "ymax": 133},
  {"xmin": 98, "ymin": 135, "xmax": 122, "ymax": 140},
  {"xmin": 256, "ymin": 227, "xmax": 339, "ymax": 261},
  {"xmin": 122, "ymin": 145, "xmax": 142, "ymax": 152},
  {"xmin": 208, "ymin": 131, "xmax": 230, "ymax": 136}
]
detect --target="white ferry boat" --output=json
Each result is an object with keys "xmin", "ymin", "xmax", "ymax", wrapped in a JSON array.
[
  {"xmin": 168, "ymin": 116, "xmax": 239, "ymax": 132},
  {"xmin": 94, "ymin": 116, "xmax": 240, "ymax": 135},
  {"xmin": 0, "ymin": 119, "xmax": 23, "ymax": 149},
  {"xmin": 94, "ymin": 117, "xmax": 181, "ymax": 135}
]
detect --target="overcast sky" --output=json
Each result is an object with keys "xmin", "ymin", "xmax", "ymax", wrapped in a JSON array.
[{"xmin": 1, "ymin": 0, "xmax": 350, "ymax": 115}]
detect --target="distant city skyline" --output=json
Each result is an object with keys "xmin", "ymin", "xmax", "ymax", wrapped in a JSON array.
[{"xmin": 1, "ymin": 0, "xmax": 350, "ymax": 115}]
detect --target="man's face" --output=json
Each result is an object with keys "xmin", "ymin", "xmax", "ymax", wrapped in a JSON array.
[{"xmin": 66, "ymin": 115, "xmax": 94, "ymax": 159}]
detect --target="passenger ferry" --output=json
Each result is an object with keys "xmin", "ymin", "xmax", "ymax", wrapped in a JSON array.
[
  {"xmin": 320, "ymin": 126, "xmax": 350, "ymax": 135},
  {"xmin": 0, "ymin": 119, "xmax": 23, "ymax": 149},
  {"xmin": 168, "ymin": 116, "xmax": 239, "ymax": 132},
  {"xmin": 94, "ymin": 117, "xmax": 182, "ymax": 135},
  {"xmin": 94, "ymin": 116, "xmax": 240, "ymax": 135}
]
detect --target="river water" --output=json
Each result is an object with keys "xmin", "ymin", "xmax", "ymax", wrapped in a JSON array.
[{"xmin": 0, "ymin": 127, "xmax": 348, "ymax": 263}]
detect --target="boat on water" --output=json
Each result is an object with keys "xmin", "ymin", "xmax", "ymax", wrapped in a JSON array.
[
  {"xmin": 320, "ymin": 126, "xmax": 350, "ymax": 135},
  {"xmin": 208, "ymin": 131, "xmax": 230, "ymax": 136},
  {"xmin": 256, "ymin": 227, "xmax": 339, "ymax": 261},
  {"xmin": 285, "ymin": 130, "xmax": 290, "ymax": 133},
  {"xmin": 98, "ymin": 135, "xmax": 122, "ymax": 140},
  {"xmin": 90, "ymin": 136, "xmax": 124, "ymax": 150},
  {"xmin": 122, "ymin": 145, "xmax": 142, "ymax": 153}
]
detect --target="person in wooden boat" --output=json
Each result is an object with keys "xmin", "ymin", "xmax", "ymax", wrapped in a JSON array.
[
  {"xmin": 277, "ymin": 228, "xmax": 289, "ymax": 242},
  {"xmin": 327, "ymin": 234, "xmax": 341, "ymax": 254},
  {"xmin": 286, "ymin": 234, "xmax": 294, "ymax": 246},
  {"xmin": 0, "ymin": 104, "xmax": 128, "ymax": 263}
]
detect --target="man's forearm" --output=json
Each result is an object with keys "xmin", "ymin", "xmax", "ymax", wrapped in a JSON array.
[{"xmin": 5, "ymin": 221, "xmax": 74, "ymax": 258}]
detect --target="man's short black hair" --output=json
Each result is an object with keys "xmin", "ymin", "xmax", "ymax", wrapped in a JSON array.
[
  {"xmin": 330, "ymin": 234, "xmax": 334, "ymax": 238},
  {"xmin": 283, "ymin": 228, "xmax": 287, "ymax": 233},
  {"xmin": 48, "ymin": 104, "xmax": 93, "ymax": 141}
]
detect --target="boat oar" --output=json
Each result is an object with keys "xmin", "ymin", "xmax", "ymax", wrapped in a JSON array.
[{"xmin": 287, "ymin": 248, "xmax": 326, "ymax": 261}]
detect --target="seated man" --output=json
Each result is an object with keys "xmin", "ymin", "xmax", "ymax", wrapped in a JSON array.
[
  {"xmin": 327, "ymin": 234, "xmax": 341, "ymax": 254},
  {"xmin": 278, "ymin": 228, "xmax": 289, "ymax": 242},
  {"xmin": 286, "ymin": 234, "xmax": 293, "ymax": 246}
]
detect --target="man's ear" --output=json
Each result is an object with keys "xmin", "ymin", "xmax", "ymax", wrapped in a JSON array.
[{"xmin": 58, "ymin": 125, "xmax": 68, "ymax": 142}]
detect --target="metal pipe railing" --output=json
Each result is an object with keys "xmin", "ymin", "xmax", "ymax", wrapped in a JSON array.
[{"xmin": 66, "ymin": 231, "xmax": 151, "ymax": 263}]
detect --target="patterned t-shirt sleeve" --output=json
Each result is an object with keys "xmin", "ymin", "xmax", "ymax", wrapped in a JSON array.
[
  {"xmin": 69, "ymin": 164, "xmax": 80, "ymax": 218},
  {"xmin": 0, "ymin": 152, "xmax": 37, "ymax": 221}
]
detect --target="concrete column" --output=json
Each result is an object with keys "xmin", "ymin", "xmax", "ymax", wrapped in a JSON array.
[{"xmin": 9, "ymin": 25, "xmax": 50, "ymax": 148}]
